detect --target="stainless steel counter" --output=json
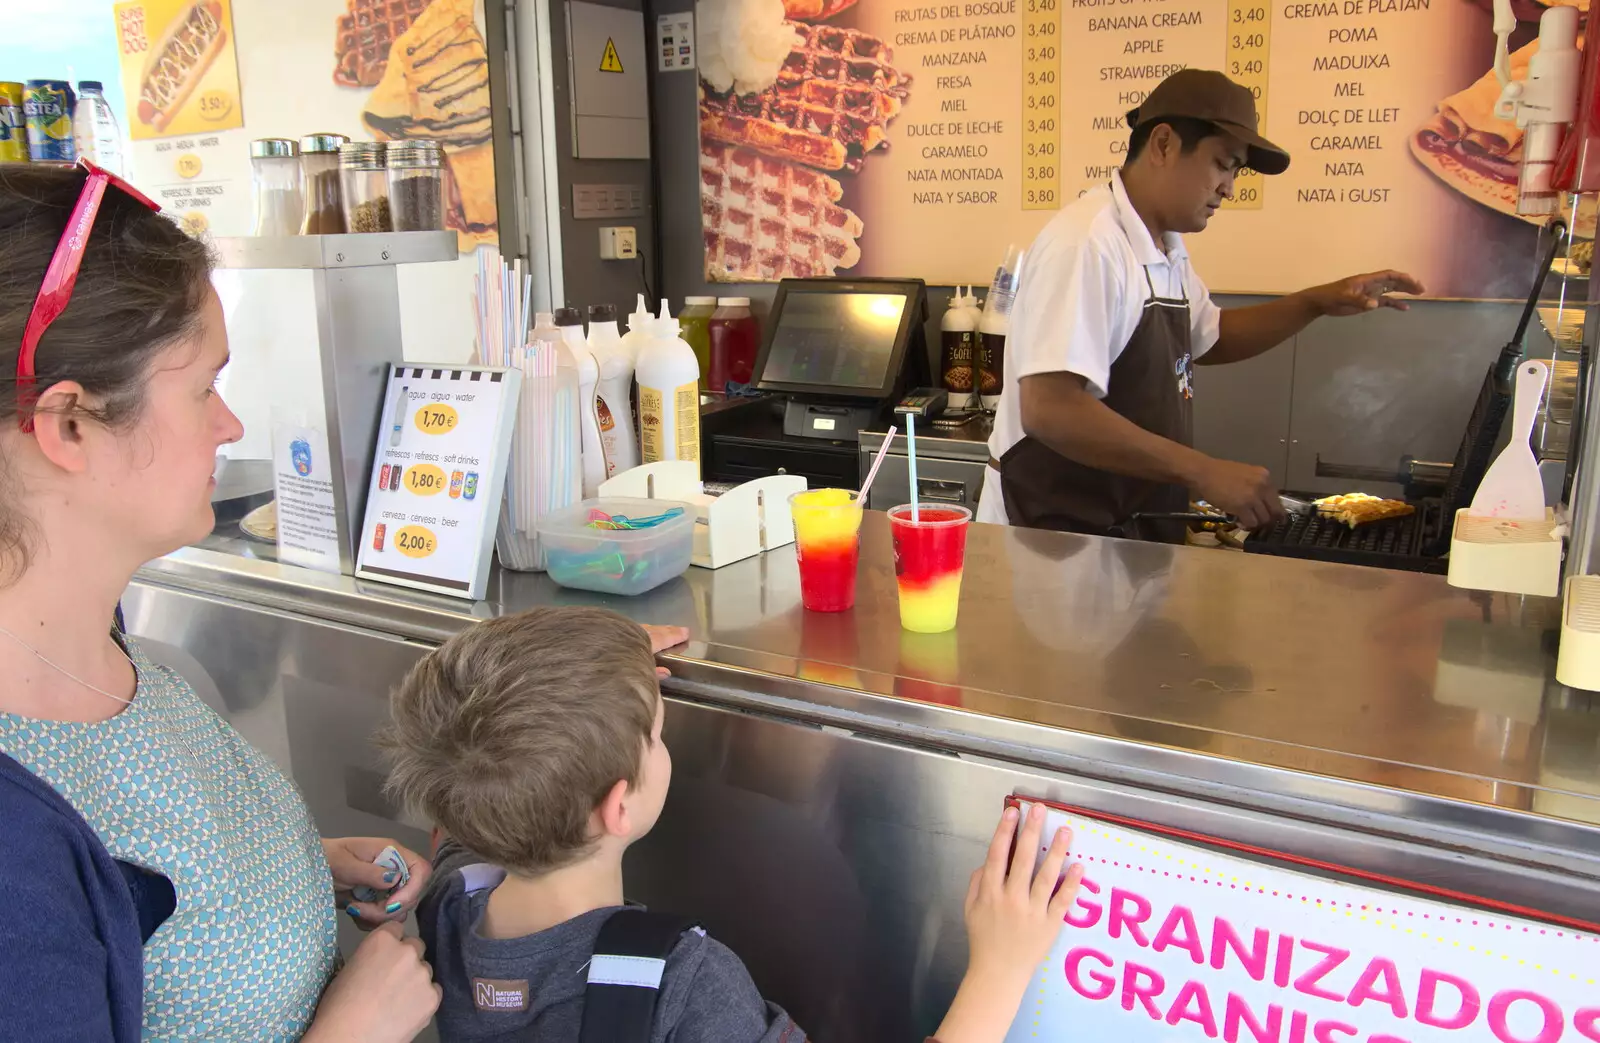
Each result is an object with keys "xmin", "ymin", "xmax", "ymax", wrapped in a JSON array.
[{"xmin": 128, "ymin": 517, "xmax": 1600, "ymax": 1040}]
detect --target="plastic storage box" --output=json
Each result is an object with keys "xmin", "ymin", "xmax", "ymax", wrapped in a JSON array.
[{"xmin": 536, "ymin": 497, "xmax": 696, "ymax": 595}]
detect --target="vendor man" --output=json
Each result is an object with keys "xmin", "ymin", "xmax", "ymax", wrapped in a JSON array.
[{"xmin": 978, "ymin": 69, "xmax": 1423, "ymax": 540}]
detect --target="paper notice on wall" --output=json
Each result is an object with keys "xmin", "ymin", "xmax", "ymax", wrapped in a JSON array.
[
  {"xmin": 1006, "ymin": 801, "xmax": 1600, "ymax": 1043},
  {"xmin": 658, "ymin": 12, "xmax": 695, "ymax": 71},
  {"xmin": 272, "ymin": 423, "xmax": 341, "ymax": 573}
]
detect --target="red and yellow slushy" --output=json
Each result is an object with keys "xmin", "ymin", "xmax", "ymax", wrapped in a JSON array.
[
  {"xmin": 790, "ymin": 488, "xmax": 864, "ymax": 612},
  {"xmin": 888, "ymin": 504, "xmax": 971, "ymax": 633}
]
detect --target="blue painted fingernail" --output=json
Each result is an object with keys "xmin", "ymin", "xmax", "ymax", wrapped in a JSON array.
[
  {"xmin": 383, "ymin": 871, "xmax": 397, "ymax": 883},
  {"xmin": 345, "ymin": 905, "xmax": 361, "ymax": 919},
  {"xmin": 385, "ymin": 901, "xmax": 403, "ymax": 914}
]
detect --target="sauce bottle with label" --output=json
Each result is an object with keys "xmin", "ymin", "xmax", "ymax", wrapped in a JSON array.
[
  {"xmin": 557, "ymin": 306, "xmax": 607, "ymax": 498},
  {"xmin": 708, "ymin": 297, "xmax": 760, "ymax": 395},
  {"xmin": 678, "ymin": 296, "xmax": 717, "ymax": 383},
  {"xmin": 635, "ymin": 299, "xmax": 702, "ymax": 473},
  {"xmin": 940, "ymin": 291, "xmax": 978, "ymax": 409},
  {"xmin": 588, "ymin": 303, "xmax": 639, "ymax": 479}
]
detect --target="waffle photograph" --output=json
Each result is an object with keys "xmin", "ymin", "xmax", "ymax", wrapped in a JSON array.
[
  {"xmin": 333, "ymin": 0, "xmax": 431, "ymax": 87},
  {"xmin": 697, "ymin": 0, "xmax": 912, "ymax": 282},
  {"xmin": 701, "ymin": 140, "xmax": 865, "ymax": 280}
]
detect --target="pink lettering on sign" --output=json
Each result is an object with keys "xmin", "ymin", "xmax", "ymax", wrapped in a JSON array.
[
  {"xmin": 1294, "ymin": 941, "xmax": 1351, "ymax": 1003},
  {"xmin": 1313, "ymin": 1019, "xmax": 1357, "ymax": 1043},
  {"xmin": 1488, "ymin": 989, "xmax": 1563, "ymax": 1043},
  {"xmin": 1274, "ymin": 935, "xmax": 1297, "ymax": 989},
  {"xmin": 1347, "ymin": 957, "xmax": 1408, "ymax": 1019},
  {"xmin": 1111, "ymin": 888, "xmax": 1154, "ymax": 946},
  {"xmin": 1166, "ymin": 979, "xmax": 1220, "ymax": 1037},
  {"xmin": 1065, "ymin": 947, "xmax": 1115, "ymax": 1001},
  {"xmin": 1122, "ymin": 962, "xmax": 1166, "ymax": 1020},
  {"xmin": 1212, "ymin": 918, "xmax": 1271, "ymax": 982},
  {"xmin": 1576, "ymin": 1008, "xmax": 1600, "ymax": 1042},
  {"xmin": 1417, "ymin": 969, "xmax": 1480, "ymax": 1029},
  {"xmin": 1223, "ymin": 992, "xmax": 1283, "ymax": 1043},
  {"xmin": 1067, "ymin": 878, "xmax": 1103, "ymax": 929},
  {"xmin": 1153, "ymin": 905, "xmax": 1206, "ymax": 965}
]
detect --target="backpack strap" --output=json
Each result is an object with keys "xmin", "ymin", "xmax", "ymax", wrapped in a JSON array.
[{"xmin": 578, "ymin": 908, "xmax": 702, "ymax": 1043}]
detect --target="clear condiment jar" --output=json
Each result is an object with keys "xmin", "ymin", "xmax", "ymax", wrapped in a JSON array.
[
  {"xmin": 249, "ymin": 138, "xmax": 302, "ymax": 237},
  {"xmin": 340, "ymin": 141, "xmax": 392, "ymax": 233},
  {"xmin": 299, "ymin": 133, "xmax": 348, "ymax": 235},
  {"xmin": 386, "ymin": 139, "xmax": 444, "ymax": 232}
]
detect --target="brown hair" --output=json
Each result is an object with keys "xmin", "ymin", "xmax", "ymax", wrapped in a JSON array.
[
  {"xmin": 379, "ymin": 607, "xmax": 660, "ymax": 876},
  {"xmin": 0, "ymin": 164, "xmax": 213, "ymax": 571}
]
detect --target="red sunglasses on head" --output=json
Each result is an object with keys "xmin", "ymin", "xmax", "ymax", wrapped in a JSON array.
[{"xmin": 16, "ymin": 158, "xmax": 161, "ymax": 432}]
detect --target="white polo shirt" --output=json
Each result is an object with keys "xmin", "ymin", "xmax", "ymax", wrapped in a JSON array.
[{"xmin": 978, "ymin": 171, "xmax": 1222, "ymax": 524}]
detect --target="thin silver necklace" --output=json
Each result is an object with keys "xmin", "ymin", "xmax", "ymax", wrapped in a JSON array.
[{"xmin": 0, "ymin": 623, "xmax": 134, "ymax": 706}]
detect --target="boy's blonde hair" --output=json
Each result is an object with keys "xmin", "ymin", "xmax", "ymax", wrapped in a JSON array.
[{"xmin": 379, "ymin": 607, "xmax": 659, "ymax": 875}]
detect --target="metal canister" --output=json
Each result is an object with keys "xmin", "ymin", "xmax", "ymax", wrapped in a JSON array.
[
  {"xmin": 0, "ymin": 83, "xmax": 27, "ymax": 163},
  {"xmin": 23, "ymin": 80, "xmax": 74, "ymax": 163}
]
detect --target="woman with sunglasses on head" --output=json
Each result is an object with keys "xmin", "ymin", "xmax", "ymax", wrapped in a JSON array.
[{"xmin": 0, "ymin": 162, "xmax": 442, "ymax": 1041}]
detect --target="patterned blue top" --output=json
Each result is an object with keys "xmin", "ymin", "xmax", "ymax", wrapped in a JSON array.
[{"xmin": 0, "ymin": 639, "xmax": 339, "ymax": 1041}]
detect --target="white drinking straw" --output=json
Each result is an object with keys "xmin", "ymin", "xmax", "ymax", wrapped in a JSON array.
[
  {"xmin": 906, "ymin": 413, "xmax": 920, "ymax": 524},
  {"xmin": 858, "ymin": 424, "xmax": 898, "ymax": 504}
]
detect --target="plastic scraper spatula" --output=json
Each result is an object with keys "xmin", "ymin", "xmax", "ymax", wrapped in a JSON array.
[{"xmin": 1470, "ymin": 359, "xmax": 1549, "ymax": 519}]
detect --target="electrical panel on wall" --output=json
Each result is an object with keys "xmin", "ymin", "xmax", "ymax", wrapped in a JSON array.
[{"xmin": 566, "ymin": 1, "xmax": 650, "ymax": 160}]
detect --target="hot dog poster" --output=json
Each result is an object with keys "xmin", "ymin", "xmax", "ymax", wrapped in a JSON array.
[
  {"xmin": 694, "ymin": 0, "xmax": 1582, "ymax": 298},
  {"xmin": 113, "ymin": 0, "xmax": 245, "ymax": 140},
  {"xmin": 1005, "ymin": 802, "xmax": 1600, "ymax": 1043}
]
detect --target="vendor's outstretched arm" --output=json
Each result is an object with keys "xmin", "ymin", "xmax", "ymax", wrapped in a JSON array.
[
  {"xmin": 1020, "ymin": 372, "xmax": 1283, "ymax": 528},
  {"xmin": 1203, "ymin": 269, "xmax": 1425, "ymax": 366}
]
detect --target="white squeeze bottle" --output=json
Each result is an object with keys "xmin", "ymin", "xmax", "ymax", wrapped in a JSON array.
[
  {"xmin": 620, "ymin": 294, "xmax": 654, "ymax": 359},
  {"xmin": 635, "ymin": 299, "xmax": 701, "ymax": 472},
  {"xmin": 556, "ymin": 306, "xmax": 607, "ymax": 498},
  {"xmin": 587, "ymin": 303, "xmax": 639, "ymax": 478}
]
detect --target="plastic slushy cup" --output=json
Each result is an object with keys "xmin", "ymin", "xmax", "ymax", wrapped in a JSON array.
[
  {"xmin": 888, "ymin": 504, "xmax": 972, "ymax": 633},
  {"xmin": 790, "ymin": 489, "xmax": 864, "ymax": 612}
]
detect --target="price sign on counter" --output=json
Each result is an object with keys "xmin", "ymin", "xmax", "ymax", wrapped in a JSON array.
[{"xmin": 355, "ymin": 365, "xmax": 521, "ymax": 600}]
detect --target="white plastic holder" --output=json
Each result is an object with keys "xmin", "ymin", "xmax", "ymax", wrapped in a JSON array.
[
  {"xmin": 598, "ymin": 462, "xmax": 807, "ymax": 569},
  {"xmin": 1557, "ymin": 574, "xmax": 1600, "ymax": 689},
  {"xmin": 1445, "ymin": 508, "xmax": 1562, "ymax": 597}
]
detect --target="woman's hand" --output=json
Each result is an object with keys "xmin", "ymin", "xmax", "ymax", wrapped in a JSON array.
[
  {"xmin": 642, "ymin": 624, "xmax": 689, "ymax": 679},
  {"xmin": 303, "ymin": 922, "xmax": 440, "ymax": 1043},
  {"xmin": 323, "ymin": 837, "xmax": 432, "ymax": 927},
  {"xmin": 932, "ymin": 804, "xmax": 1085, "ymax": 1043}
]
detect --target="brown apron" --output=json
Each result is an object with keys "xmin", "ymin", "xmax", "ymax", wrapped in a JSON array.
[{"xmin": 999, "ymin": 265, "xmax": 1194, "ymax": 543}]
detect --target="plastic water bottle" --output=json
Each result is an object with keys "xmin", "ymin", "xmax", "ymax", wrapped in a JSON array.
[{"xmin": 72, "ymin": 81, "xmax": 122, "ymax": 174}]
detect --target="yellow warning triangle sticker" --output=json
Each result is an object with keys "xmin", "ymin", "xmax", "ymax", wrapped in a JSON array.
[{"xmin": 599, "ymin": 38, "xmax": 624, "ymax": 73}]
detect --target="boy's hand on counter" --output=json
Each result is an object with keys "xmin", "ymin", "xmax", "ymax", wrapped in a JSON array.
[
  {"xmin": 643, "ymin": 624, "xmax": 690, "ymax": 679},
  {"xmin": 934, "ymin": 805, "xmax": 1085, "ymax": 1043},
  {"xmin": 324, "ymin": 837, "xmax": 432, "ymax": 927}
]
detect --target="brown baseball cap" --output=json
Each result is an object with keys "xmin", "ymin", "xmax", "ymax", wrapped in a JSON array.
[{"xmin": 1125, "ymin": 69, "xmax": 1290, "ymax": 175}]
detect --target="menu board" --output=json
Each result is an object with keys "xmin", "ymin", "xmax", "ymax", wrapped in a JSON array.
[
  {"xmin": 356, "ymin": 365, "xmax": 521, "ymax": 600},
  {"xmin": 696, "ymin": 0, "xmax": 1555, "ymax": 298}
]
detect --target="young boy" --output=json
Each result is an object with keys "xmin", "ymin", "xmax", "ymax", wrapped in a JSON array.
[
  {"xmin": 382, "ymin": 607, "xmax": 1084, "ymax": 1043},
  {"xmin": 381, "ymin": 607, "xmax": 797, "ymax": 1041}
]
